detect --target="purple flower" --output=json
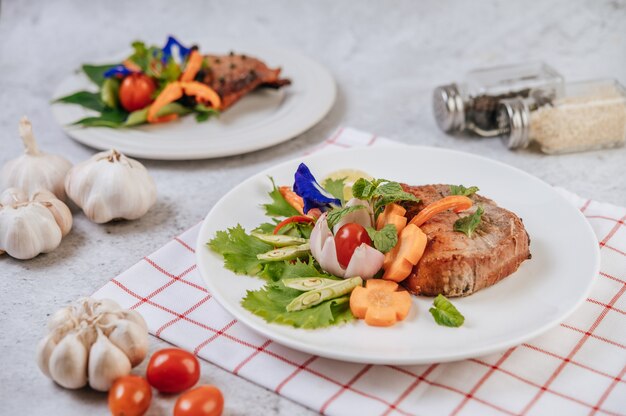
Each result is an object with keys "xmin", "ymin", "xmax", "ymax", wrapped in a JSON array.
[
  {"xmin": 293, "ymin": 163, "xmax": 341, "ymax": 213},
  {"xmin": 161, "ymin": 36, "xmax": 191, "ymax": 62},
  {"xmin": 103, "ymin": 65, "xmax": 134, "ymax": 78}
]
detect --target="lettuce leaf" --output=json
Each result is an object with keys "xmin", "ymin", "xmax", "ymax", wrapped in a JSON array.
[
  {"xmin": 207, "ymin": 225, "xmax": 273, "ymax": 276},
  {"xmin": 262, "ymin": 178, "xmax": 300, "ymax": 217}
]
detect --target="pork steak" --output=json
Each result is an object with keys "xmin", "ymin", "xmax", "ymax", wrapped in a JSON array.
[{"xmin": 400, "ymin": 184, "xmax": 531, "ymax": 297}]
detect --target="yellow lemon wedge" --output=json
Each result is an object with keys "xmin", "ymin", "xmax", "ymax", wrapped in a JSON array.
[{"xmin": 322, "ymin": 169, "xmax": 373, "ymax": 201}]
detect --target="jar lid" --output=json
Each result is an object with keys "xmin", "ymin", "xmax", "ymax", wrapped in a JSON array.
[
  {"xmin": 432, "ymin": 84, "xmax": 465, "ymax": 133},
  {"xmin": 497, "ymin": 98, "xmax": 531, "ymax": 149}
]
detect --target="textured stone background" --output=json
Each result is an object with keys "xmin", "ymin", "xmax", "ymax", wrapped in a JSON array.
[{"xmin": 0, "ymin": 0, "xmax": 624, "ymax": 414}]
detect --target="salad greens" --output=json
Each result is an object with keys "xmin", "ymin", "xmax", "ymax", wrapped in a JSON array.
[
  {"xmin": 351, "ymin": 177, "xmax": 420, "ymax": 215},
  {"xmin": 321, "ymin": 176, "xmax": 348, "ymax": 204}
]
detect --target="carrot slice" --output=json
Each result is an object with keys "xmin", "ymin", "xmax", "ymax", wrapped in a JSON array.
[
  {"xmin": 180, "ymin": 82, "xmax": 222, "ymax": 109},
  {"xmin": 180, "ymin": 50, "xmax": 203, "ymax": 82},
  {"xmin": 123, "ymin": 59, "xmax": 142, "ymax": 72},
  {"xmin": 349, "ymin": 279, "xmax": 412, "ymax": 327},
  {"xmin": 408, "ymin": 196, "xmax": 473, "ymax": 227},
  {"xmin": 383, "ymin": 224, "xmax": 428, "ymax": 282},
  {"xmin": 376, "ymin": 203, "xmax": 407, "ymax": 231},
  {"xmin": 147, "ymin": 82, "xmax": 183, "ymax": 123},
  {"xmin": 279, "ymin": 186, "xmax": 305, "ymax": 215}
]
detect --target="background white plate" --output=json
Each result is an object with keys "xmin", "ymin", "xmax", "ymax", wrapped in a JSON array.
[
  {"xmin": 51, "ymin": 43, "xmax": 335, "ymax": 160},
  {"xmin": 196, "ymin": 147, "xmax": 600, "ymax": 365}
]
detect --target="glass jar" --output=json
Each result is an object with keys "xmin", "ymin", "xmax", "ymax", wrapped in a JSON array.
[
  {"xmin": 498, "ymin": 79, "xmax": 626, "ymax": 154},
  {"xmin": 432, "ymin": 62, "xmax": 563, "ymax": 136}
]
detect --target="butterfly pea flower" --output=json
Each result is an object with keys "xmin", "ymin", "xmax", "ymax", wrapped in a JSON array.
[
  {"xmin": 103, "ymin": 65, "xmax": 134, "ymax": 79},
  {"xmin": 293, "ymin": 163, "xmax": 341, "ymax": 214},
  {"xmin": 161, "ymin": 35, "xmax": 192, "ymax": 62}
]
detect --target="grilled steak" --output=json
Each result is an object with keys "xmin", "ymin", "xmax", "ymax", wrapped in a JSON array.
[
  {"xmin": 400, "ymin": 184, "xmax": 530, "ymax": 297},
  {"xmin": 199, "ymin": 53, "xmax": 291, "ymax": 109}
]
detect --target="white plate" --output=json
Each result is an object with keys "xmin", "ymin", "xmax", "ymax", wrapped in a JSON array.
[
  {"xmin": 51, "ymin": 43, "xmax": 335, "ymax": 160},
  {"xmin": 196, "ymin": 147, "xmax": 599, "ymax": 365}
]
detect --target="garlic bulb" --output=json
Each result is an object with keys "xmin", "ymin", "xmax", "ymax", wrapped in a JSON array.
[
  {"xmin": 36, "ymin": 297, "xmax": 149, "ymax": 392},
  {"xmin": 65, "ymin": 149, "xmax": 157, "ymax": 223},
  {"xmin": 0, "ymin": 187, "xmax": 72, "ymax": 259},
  {"xmin": 1, "ymin": 117, "xmax": 72, "ymax": 200}
]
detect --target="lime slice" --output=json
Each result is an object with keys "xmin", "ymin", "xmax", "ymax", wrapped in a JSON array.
[{"xmin": 322, "ymin": 169, "xmax": 372, "ymax": 201}]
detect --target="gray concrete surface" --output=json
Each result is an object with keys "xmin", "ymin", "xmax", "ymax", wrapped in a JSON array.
[{"xmin": 1, "ymin": 0, "xmax": 625, "ymax": 414}]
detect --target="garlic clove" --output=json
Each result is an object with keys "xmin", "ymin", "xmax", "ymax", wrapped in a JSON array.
[
  {"xmin": 87, "ymin": 329, "xmax": 131, "ymax": 391},
  {"xmin": 65, "ymin": 149, "xmax": 157, "ymax": 224},
  {"xmin": 107, "ymin": 320, "xmax": 149, "ymax": 367},
  {"xmin": 47, "ymin": 306, "xmax": 75, "ymax": 331},
  {"xmin": 0, "ymin": 188, "xmax": 28, "ymax": 205},
  {"xmin": 36, "ymin": 333, "xmax": 59, "ymax": 378},
  {"xmin": 48, "ymin": 331, "xmax": 88, "ymax": 389},
  {"xmin": 93, "ymin": 298, "xmax": 121, "ymax": 315},
  {"xmin": 1, "ymin": 117, "xmax": 72, "ymax": 200},
  {"xmin": 32, "ymin": 190, "xmax": 73, "ymax": 237},
  {"xmin": 120, "ymin": 309, "xmax": 148, "ymax": 332},
  {"xmin": 0, "ymin": 204, "xmax": 62, "ymax": 260}
]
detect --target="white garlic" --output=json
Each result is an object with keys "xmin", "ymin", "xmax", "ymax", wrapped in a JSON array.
[
  {"xmin": 1, "ymin": 117, "xmax": 72, "ymax": 200},
  {"xmin": 65, "ymin": 149, "xmax": 157, "ymax": 224},
  {"xmin": 37, "ymin": 297, "xmax": 149, "ymax": 391},
  {"xmin": 88, "ymin": 328, "xmax": 132, "ymax": 391},
  {"xmin": 0, "ymin": 188, "xmax": 72, "ymax": 259}
]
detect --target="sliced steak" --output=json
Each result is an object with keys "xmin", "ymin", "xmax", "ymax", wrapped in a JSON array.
[
  {"xmin": 400, "ymin": 184, "xmax": 530, "ymax": 297},
  {"xmin": 199, "ymin": 53, "xmax": 291, "ymax": 110}
]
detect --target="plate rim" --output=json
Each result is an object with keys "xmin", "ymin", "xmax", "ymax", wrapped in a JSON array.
[
  {"xmin": 50, "ymin": 43, "xmax": 336, "ymax": 160},
  {"xmin": 195, "ymin": 146, "xmax": 600, "ymax": 364}
]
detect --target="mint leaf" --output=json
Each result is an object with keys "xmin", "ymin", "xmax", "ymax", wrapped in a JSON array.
[
  {"xmin": 450, "ymin": 185, "xmax": 480, "ymax": 197},
  {"xmin": 326, "ymin": 205, "xmax": 366, "ymax": 229},
  {"xmin": 55, "ymin": 91, "xmax": 106, "ymax": 112},
  {"xmin": 366, "ymin": 224, "xmax": 398, "ymax": 253},
  {"xmin": 429, "ymin": 294, "xmax": 465, "ymax": 327},
  {"xmin": 82, "ymin": 64, "xmax": 119, "ymax": 87},
  {"xmin": 322, "ymin": 177, "xmax": 347, "ymax": 204},
  {"xmin": 373, "ymin": 182, "xmax": 420, "ymax": 213},
  {"xmin": 453, "ymin": 205, "xmax": 484, "ymax": 238},
  {"xmin": 262, "ymin": 178, "xmax": 300, "ymax": 218},
  {"xmin": 352, "ymin": 178, "xmax": 378, "ymax": 199},
  {"xmin": 207, "ymin": 224, "xmax": 273, "ymax": 276}
]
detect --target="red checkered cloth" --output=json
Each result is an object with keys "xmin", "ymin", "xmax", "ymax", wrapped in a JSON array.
[{"xmin": 94, "ymin": 128, "xmax": 626, "ymax": 416}]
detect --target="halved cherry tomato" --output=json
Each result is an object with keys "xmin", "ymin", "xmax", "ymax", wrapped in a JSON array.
[
  {"xmin": 108, "ymin": 375, "xmax": 152, "ymax": 416},
  {"xmin": 119, "ymin": 73, "xmax": 156, "ymax": 112},
  {"xmin": 334, "ymin": 223, "xmax": 372, "ymax": 268},
  {"xmin": 273, "ymin": 215, "xmax": 315, "ymax": 235},
  {"xmin": 146, "ymin": 348, "xmax": 200, "ymax": 394},
  {"xmin": 174, "ymin": 385, "xmax": 224, "ymax": 416}
]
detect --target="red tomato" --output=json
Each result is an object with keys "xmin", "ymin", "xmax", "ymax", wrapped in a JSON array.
[
  {"xmin": 119, "ymin": 73, "xmax": 156, "ymax": 112},
  {"xmin": 146, "ymin": 348, "xmax": 200, "ymax": 394},
  {"xmin": 334, "ymin": 223, "xmax": 372, "ymax": 268},
  {"xmin": 108, "ymin": 375, "xmax": 152, "ymax": 416},
  {"xmin": 174, "ymin": 385, "xmax": 224, "ymax": 416}
]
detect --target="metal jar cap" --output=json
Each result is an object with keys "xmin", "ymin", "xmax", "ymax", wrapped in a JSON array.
[
  {"xmin": 497, "ymin": 98, "xmax": 531, "ymax": 149},
  {"xmin": 432, "ymin": 84, "xmax": 465, "ymax": 133}
]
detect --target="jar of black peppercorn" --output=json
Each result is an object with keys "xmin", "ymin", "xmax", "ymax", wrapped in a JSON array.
[{"xmin": 432, "ymin": 62, "xmax": 563, "ymax": 137}]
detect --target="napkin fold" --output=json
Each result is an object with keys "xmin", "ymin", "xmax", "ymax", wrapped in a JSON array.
[{"xmin": 94, "ymin": 127, "xmax": 626, "ymax": 416}]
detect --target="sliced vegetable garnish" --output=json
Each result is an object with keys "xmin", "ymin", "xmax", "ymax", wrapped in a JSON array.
[
  {"xmin": 272, "ymin": 215, "xmax": 315, "ymax": 235},
  {"xmin": 409, "ymin": 195, "xmax": 473, "ymax": 227},
  {"xmin": 350, "ymin": 279, "xmax": 412, "ymax": 327},
  {"xmin": 286, "ymin": 276, "xmax": 362, "ymax": 311},
  {"xmin": 429, "ymin": 294, "xmax": 465, "ymax": 327},
  {"xmin": 449, "ymin": 184, "xmax": 479, "ymax": 197},
  {"xmin": 282, "ymin": 277, "xmax": 344, "ymax": 291},
  {"xmin": 453, "ymin": 205, "xmax": 484, "ymax": 238},
  {"xmin": 293, "ymin": 163, "xmax": 341, "ymax": 214},
  {"xmin": 180, "ymin": 50, "xmax": 203, "ymax": 82},
  {"xmin": 251, "ymin": 232, "xmax": 306, "ymax": 247},
  {"xmin": 256, "ymin": 243, "xmax": 311, "ymax": 262},
  {"xmin": 382, "ymin": 224, "xmax": 427, "ymax": 282}
]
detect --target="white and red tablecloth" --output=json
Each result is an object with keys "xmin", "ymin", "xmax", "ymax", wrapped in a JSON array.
[{"xmin": 94, "ymin": 127, "xmax": 626, "ymax": 416}]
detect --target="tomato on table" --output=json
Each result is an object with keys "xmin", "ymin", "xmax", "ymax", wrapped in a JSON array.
[
  {"xmin": 119, "ymin": 73, "xmax": 156, "ymax": 112},
  {"xmin": 108, "ymin": 375, "xmax": 152, "ymax": 416},
  {"xmin": 334, "ymin": 223, "xmax": 372, "ymax": 268},
  {"xmin": 174, "ymin": 385, "xmax": 224, "ymax": 416},
  {"xmin": 146, "ymin": 348, "xmax": 200, "ymax": 394}
]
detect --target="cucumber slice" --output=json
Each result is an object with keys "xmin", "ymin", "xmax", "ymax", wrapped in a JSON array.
[
  {"xmin": 256, "ymin": 243, "xmax": 310, "ymax": 262},
  {"xmin": 250, "ymin": 232, "xmax": 307, "ymax": 247}
]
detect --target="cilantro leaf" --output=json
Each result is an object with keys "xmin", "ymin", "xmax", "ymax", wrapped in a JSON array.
[
  {"xmin": 326, "ymin": 205, "xmax": 367, "ymax": 229},
  {"xmin": 242, "ymin": 281, "xmax": 353, "ymax": 329},
  {"xmin": 366, "ymin": 224, "xmax": 398, "ymax": 253},
  {"xmin": 429, "ymin": 294, "xmax": 465, "ymax": 327},
  {"xmin": 262, "ymin": 178, "xmax": 300, "ymax": 217},
  {"xmin": 454, "ymin": 205, "xmax": 484, "ymax": 238},
  {"xmin": 207, "ymin": 225, "xmax": 273, "ymax": 276},
  {"xmin": 450, "ymin": 185, "xmax": 480, "ymax": 197},
  {"xmin": 254, "ymin": 220, "xmax": 279, "ymax": 235},
  {"xmin": 322, "ymin": 177, "xmax": 347, "ymax": 204}
]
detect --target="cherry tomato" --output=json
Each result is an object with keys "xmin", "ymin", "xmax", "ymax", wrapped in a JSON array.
[
  {"xmin": 174, "ymin": 385, "xmax": 224, "ymax": 416},
  {"xmin": 119, "ymin": 73, "xmax": 156, "ymax": 112},
  {"xmin": 334, "ymin": 223, "xmax": 372, "ymax": 268},
  {"xmin": 108, "ymin": 375, "xmax": 152, "ymax": 416},
  {"xmin": 146, "ymin": 348, "xmax": 200, "ymax": 394}
]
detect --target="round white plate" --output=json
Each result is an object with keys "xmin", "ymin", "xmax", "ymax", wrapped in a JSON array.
[
  {"xmin": 196, "ymin": 147, "xmax": 599, "ymax": 364},
  {"xmin": 51, "ymin": 43, "xmax": 335, "ymax": 160}
]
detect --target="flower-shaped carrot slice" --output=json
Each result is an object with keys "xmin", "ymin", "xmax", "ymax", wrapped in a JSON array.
[{"xmin": 350, "ymin": 279, "xmax": 412, "ymax": 327}]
